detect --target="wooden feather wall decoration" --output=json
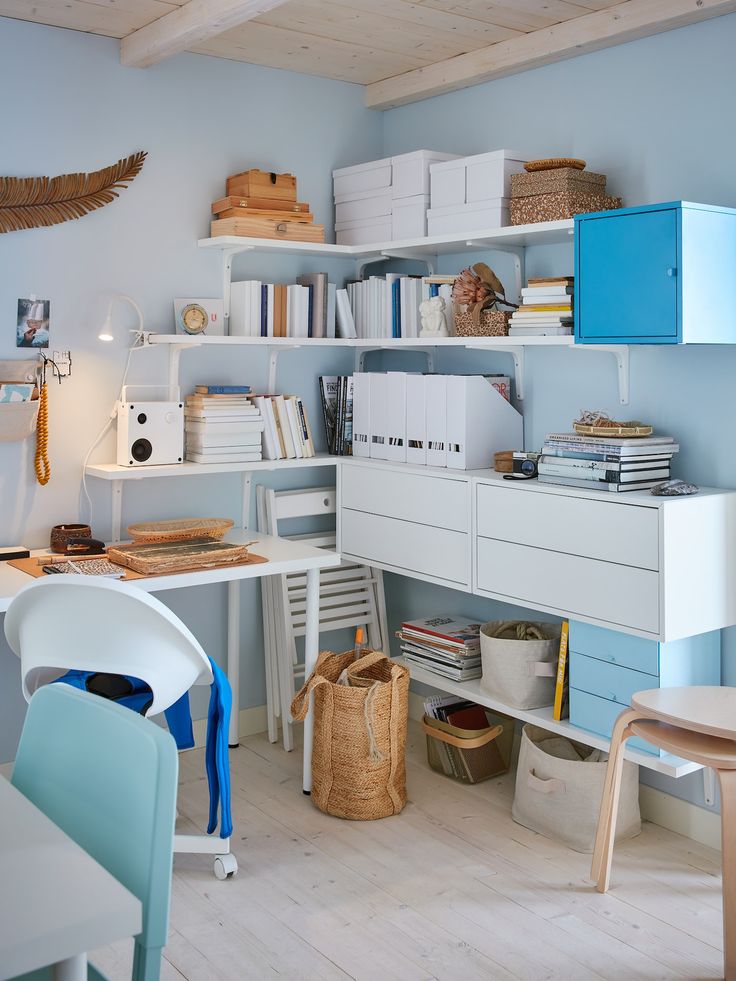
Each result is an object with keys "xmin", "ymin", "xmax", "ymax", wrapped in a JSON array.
[{"xmin": 0, "ymin": 151, "xmax": 147, "ymax": 233}]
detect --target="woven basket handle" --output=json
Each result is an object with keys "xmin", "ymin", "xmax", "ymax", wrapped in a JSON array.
[
  {"xmin": 422, "ymin": 719, "xmax": 503, "ymax": 749},
  {"xmin": 290, "ymin": 650, "xmax": 335, "ymax": 721},
  {"xmin": 351, "ymin": 649, "xmax": 386, "ymax": 672}
]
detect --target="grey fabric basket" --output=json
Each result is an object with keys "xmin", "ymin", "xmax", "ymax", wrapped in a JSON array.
[
  {"xmin": 480, "ymin": 620, "xmax": 560, "ymax": 709},
  {"xmin": 511, "ymin": 724, "xmax": 641, "ymax": 853}
]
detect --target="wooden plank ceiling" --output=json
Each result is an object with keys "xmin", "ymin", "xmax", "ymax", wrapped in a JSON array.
[{"xmin": 2, "ymin": 0, "xmax": 735, "ymax": 107}]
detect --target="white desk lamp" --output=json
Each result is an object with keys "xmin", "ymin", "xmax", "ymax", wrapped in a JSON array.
[{"xmin": 98, "ymin": 294, "xmax": 144, "ymax": 342}]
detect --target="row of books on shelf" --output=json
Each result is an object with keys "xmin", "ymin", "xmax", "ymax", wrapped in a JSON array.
[
  {"xmin": 228, "ymin": 273, "xmax": 456, "ymax": 340},
  {"xmin": 508, "ymin": 277, "xmax": 574, "ymax": 337},
  {"xmin": 538, "ymin": 431, "xmax": 678, "ymax": 492},
  {"xmin": 183, "ymin": 386, "xmax": 316, "ymax": 463},
  {"xmin": 318, "ymin": 376, "xmax": 354, "ymax": 456}
]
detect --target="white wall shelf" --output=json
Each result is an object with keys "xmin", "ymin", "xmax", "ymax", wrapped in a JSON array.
[{"xmin": 398, "ymin": 658, "xmax": 701, "ymax": 779}]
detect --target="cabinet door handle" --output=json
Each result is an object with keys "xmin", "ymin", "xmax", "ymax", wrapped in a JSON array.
[{"xmin": 666, "ymin": 267, "xmax": 677, "ymax": 277}]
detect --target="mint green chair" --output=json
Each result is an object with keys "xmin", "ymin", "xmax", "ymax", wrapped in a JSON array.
[{"xmin": 11, "ymin": 684, "xmax": 178, "ymax": 981}]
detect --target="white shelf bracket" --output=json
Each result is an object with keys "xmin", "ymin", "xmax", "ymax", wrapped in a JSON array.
[
  {"xmin": 465, "ymin": 342, "xmax": 526, "ymax": 400},
  {"xmin": 355, "ymin": 345, "xmax": 435, "ymax": 374},
  {"xmin": 111, "ymin": 479, "xmax": 123, "ymax": 543},
  {"xmin": 355, "ymin": 253, "xmax": 385, "ymax": 278},
  {"xmin": 267, "ymin": 344, "xmax": 300, "ymax": 391},
  {"xmin": 240, "ymin": 471, "xmax": 252, "ymax": 530},
  {"xmin": 465, "ymin": 242, "xmax": 525, "ymax": 304},
  {"xmin": 167, "ymin": 342, "xmax": 194, "ymax": 401},
  {"xmin": 379, "ymin": 250, "xmax": 437, "ymax": 275},
  {"xmin": 703, "ymin": 767, "xmax": 717, "ymax": 806},
  {"xmin": 572, "ymin": 344, "xmax": 630, "ymax": 405},
  {"xmin": 222, "ymin": 246, "xmax": 249, "ymax": 328}
]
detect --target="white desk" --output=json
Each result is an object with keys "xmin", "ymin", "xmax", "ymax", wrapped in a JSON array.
[
  {"xmin": 0, "ymin": 775, "xmax": 141, "ymax": 981},
  {"xmin": 0, "ymin": 529, "xmax": 340, "ymax": 794}
]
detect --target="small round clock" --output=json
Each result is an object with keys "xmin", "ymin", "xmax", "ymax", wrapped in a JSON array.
[{"xmin": 179, "ymin": 302, "xmax": 209, "ymax": 335}]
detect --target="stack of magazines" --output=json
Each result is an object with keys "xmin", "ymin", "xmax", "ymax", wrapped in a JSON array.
[
  {"xmin": 397, "ymin": 615, "xmax": 482, "ymax": 681},
  {"xmin": 538, "ymin": 432, "xmax": 679, "ymax": 492}
]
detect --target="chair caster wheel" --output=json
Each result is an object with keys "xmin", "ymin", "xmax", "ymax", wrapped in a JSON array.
[{"xmin": 214, "ymin": 854, "xmax": 238, "ymax": 880}]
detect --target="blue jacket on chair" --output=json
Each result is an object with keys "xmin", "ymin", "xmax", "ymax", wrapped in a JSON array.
[{"xmin": 54, "ymin": 655, "xmax": 232, "ymax": 838}]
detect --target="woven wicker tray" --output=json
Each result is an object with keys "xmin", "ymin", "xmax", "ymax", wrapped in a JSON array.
[
  {"xmin": 573, "ymin": 423, "xmax": 653, "ymax": 438},
  {"xmin": 127, "ymin": 517, "xmax": 234, "ymax": 543},
  {"xmin": 107, "ymin": 537, "xmax": 252, "ymax": 574}
]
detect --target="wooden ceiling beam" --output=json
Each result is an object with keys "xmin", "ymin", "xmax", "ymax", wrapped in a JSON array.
[
  {"xmin": 121, "ymin": 0, "xmax": 291, "ymax": 68},
  {"xmin": 365, "ymin": 0, "xmax": 736, "ymax": 109}
]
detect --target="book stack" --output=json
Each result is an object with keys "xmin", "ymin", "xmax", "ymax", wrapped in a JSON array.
[
  {"xmin": 185, "ymin": 386, "xmax": 264, "ymax": 464},
  {"xmin": 210, "ymin": 168, "xmax": 325, "ymax": 243},
  {"xmin": 230, "ymin": 275, "xmax": 336, "ymax": 339},
  {"xmin": 508, "ymin": 276, "xmax": 574, "ymax": 336},
  {"xmin": 319, "ymin": 375, "xmax": 353, "ymax": 455},
  {"xmin": 252, "ymin": 394, "xmax": 315, "ymax": 461},
  {"xmin": 539, "ymin": 432, "xmax": 679, "ymax": 492},
  {"xmin": 397, "ymin": 616, "xmax": 482, "ymax": 681},
  {"xmin": 341, "ymin": 273, "xmax": 455, "ymax": 339}
]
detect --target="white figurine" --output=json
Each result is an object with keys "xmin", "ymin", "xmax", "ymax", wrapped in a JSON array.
[{"xmin": 419, "ymin": 295, "xmax": 449, "ymax": 338}]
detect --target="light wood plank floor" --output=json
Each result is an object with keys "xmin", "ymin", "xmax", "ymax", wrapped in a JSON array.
[{"xmin": 92, "ymin": 723, "xmax": 725, "ymax": 980}]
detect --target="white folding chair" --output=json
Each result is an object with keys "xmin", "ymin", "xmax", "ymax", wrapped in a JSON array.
[
  {"xmin": 4, "ymin": 575, "xmax": 238, "ymax": 879},
  {"xmin": 257, "ymin": 484, "xmax": 389, "ymax": 751}
]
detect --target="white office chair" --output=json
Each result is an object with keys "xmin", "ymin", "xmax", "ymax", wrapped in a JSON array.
[
  {"xmin": 4, "ymin": 575, "xmax": 238, "ymax": 880},
  {"xmin": 257, "ymin": 484, "xmax": 389, "ymax": 751}
]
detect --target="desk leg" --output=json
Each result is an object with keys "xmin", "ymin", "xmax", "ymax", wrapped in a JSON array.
[
  {"xmin": 53, "ymin": 954, "xmax": 87, "ymax": 981},
  {"xmin": 302, "ymin": 567, "xmax": 320, "ymax": 794},
  {"xmin": 227, "ymin": 580, "xmax": 240, "ymax": 748}
]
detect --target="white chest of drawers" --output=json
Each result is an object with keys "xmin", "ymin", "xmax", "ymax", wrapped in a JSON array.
[{"xmin": 474, "ymin": 475, "xmax": 736, "ymax": 642}]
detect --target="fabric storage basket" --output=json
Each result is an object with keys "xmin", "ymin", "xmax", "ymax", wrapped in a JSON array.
[
  {"xmin": 291, "ymin": 649, "xmax": 409, "ymax": 820},
  {"xmin": 512, "ymin": 724, "xmax": 641, "ymax": 853},
  {"xmin": 480, "ymin": 621, "xmax": 560, "ymax": 709},
  {"xmin": 423, "ymin": 708, "xmax": 514, "ymax": 784},
  {"xmin": 0, "ymin": 359, "xmax": 39, "ymax": 442}
]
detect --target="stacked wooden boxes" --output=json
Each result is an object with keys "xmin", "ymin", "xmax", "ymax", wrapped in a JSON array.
[
  {"xmin": 211, "ymin": 169, "xmax": 325, "ymax": 242},
  {"xmin": 427, "ymin": 150, "xmax": 529, "ymax": 235},
  {"xmin": 509, "ymin": 166, "xmax": 621, "ymax": 225},
  {"xmin": 333, "ymin": 151, "xmax": 459, "ymax": 245}
]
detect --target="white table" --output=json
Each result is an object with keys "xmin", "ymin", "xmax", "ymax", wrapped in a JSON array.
[
  {"xmin": 0, "ymin": 775, "xmax": 141, "ymax": 981},
  {"xmin": 0, "ymin": 529, "xmax": 340, "ymax": 794}
]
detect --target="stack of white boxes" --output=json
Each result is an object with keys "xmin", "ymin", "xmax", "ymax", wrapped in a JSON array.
[
  {"xmin": 352, "ymin": 372, "xmax": 522, "ymax": 471},
  {"xmin": 333, "ymin": 150, "xmax": 459, "ymax": 246},
  {"xmin": 427, "ymin": 150, "xmax": 530, "ymax": 236}
]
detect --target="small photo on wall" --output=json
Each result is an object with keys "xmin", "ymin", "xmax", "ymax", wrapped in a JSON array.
[{"xmin": 16, "ymin": 298, "xmax": 50, "ymax": 348}]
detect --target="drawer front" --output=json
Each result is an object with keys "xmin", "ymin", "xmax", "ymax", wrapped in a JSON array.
[
  {"xmin": 341, "ymin": 508, "xmax": 469, "ymax": 586},
  {"xmin": 342, "ymin": 465, "xmax": 469, "ymax": 533},
  {"xmin": 570, "ymin": 688, "xmax": 658, "ymax": 756},
  {"xmin": 569, "ymin": 621, "xmax": 660, "ymax": 675},
  {"xmin": 570, "ymin": 651, "xmax": 659, "ymax": 706},
  {"xmin": 476, "ymin": 538, "xmax": 659, "ymax": 634},
  {"xmin": 476, "ymin": 483, "xmax": 659, "ymax": 570}
]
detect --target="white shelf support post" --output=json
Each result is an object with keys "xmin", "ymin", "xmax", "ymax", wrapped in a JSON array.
[
  {"xmin": 354, "ymin": 346, "xmax": 435, "ymax": 374},
  {"xmin": 379, "ymin": 250, "xmax": 437, "ymax": 276},
  {"xmin": 465, "ymin": 342, "xmax": 526, "ymax": 400},
  {"xmin": 240, "ymin": 471, "xmax": 252, "ymax": 531},
  {"xmin": 266, "ymin": 344, "xmax": 300, "ymax": 392},
  {"xmin": 573, "ymin": 344, "xmax": 630, "ymax": 405},
  {"xmin": 166, "ymin": 341, "xmax": 199, "ymax": 401},
  {"xmin": 221, "ymin": 247, "xmax": 243, "ymax": 329},
  {"xmin": 111, "ymin": 479, "xmax": 123, "ymax": 543}
]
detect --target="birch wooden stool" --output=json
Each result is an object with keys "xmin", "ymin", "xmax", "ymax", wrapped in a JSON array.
[{"xmin": 591, "ymin": 686, "xmax": 736, "ymax": 980}]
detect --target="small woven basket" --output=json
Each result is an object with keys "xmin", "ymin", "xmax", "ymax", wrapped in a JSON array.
[
  {"xmin": 127, "ymin": 517, "xmax": 234, "ymax": 543},
  {"xmin": 454, "ymin": 309, "xmax": 510, "ymax": 337}
]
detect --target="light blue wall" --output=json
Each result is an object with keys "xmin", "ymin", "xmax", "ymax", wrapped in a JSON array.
[
  {"xmin": 379, "ymin": 13, "xmax": 736, "ymax": 811},
  {"xmin": 2, "ymin": 13, "xmax": 735, "ymax": 815},
  {"xmin": 0, "ymin": 17, "xmax": 381, "ymax": 760}
]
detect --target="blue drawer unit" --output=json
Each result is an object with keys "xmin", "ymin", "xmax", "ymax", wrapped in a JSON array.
[
  {"xmin": 568, "ymin": 621, "xmax": 720, "ymax": 755},
  {"xmin": 575, "ymin": 201, "xmax": 736, "ymax": 344}
]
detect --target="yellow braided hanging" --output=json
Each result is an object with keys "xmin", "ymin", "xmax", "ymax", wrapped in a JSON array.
[{"xmin": 34, "ymin": 381, "xmax": 51, "ymax": 485}]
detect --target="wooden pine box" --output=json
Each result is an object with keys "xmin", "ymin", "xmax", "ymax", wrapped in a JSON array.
[
  {"xmin": 226, "ymin": 169, "xmax": 297, "ymax": 202},
  {"xmin": 211, "ymin": 216, "xmax": 325, "ymax": 242},
  {"xmin": 509, "ymin": 192, "xmax": 621, "ymax": 225},
  {"xmin": 212, "ymin": 195, "xmax": 310, "ymax": 215}
]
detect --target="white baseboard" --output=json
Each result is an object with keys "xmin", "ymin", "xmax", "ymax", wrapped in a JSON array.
[
  {"xmin": 191, "ymin": 703, "xmax": 268, "ymax": 749},
  {"xmin": 411, "ymin": 692, "xmax": 720, "ymax": 850}
]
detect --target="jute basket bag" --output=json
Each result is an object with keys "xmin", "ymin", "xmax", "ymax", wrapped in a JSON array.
[{"xmin": 291, "ymin": 649, "xmax": 409, "ymax": 820}]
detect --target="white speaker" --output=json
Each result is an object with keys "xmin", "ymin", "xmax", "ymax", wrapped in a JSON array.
[{"xmin": 116, "ymin": 399, "xmax": 184, "ymax": 467}]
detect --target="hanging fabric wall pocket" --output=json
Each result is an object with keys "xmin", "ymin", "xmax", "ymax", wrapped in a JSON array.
[{"xmin": 0, "ymin": 360, "xmax": 39, "ymax": 442}]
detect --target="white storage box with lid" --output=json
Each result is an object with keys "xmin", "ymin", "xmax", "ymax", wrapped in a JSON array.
[
  {"xmin": 391, "ymin": 150, "xmax": 459, "ymax": 199},
  {"xmin": 335, "ymin": 215, "xmax": 391, "ymax": 246},
  {"xmin": 392, "ymin": 194, "xmax": 429, "ymax": 240},
  {"xmin": 430, "ymin": 150, "xmax": 529, "ymax": 209},
  {"xmin": 333, "ymin": 157, "xmax": 392, "ymax": 197},
  {"xmin": 335, "ymin": 187, "xmax": 392, "ymax": 224},
  {"xmin": 427, "ymin": 199, "xmax": 509, "ymax": 236}
]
